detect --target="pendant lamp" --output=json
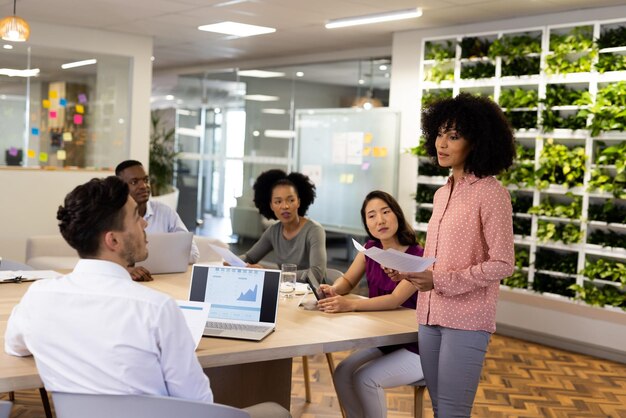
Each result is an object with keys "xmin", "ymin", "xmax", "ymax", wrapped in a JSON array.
[{"xmin": 0, "ymin": 0, "xmax": 30, "ymax": 42}]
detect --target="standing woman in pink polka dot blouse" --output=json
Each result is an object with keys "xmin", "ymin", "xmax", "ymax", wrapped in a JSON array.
[{"xmin": 387, "ymin": 93, "xmax": 516, "ymax": 418}]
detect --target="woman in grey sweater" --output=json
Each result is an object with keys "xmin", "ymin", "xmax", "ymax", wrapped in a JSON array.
[{"xmin": 241, "ymin": 169, "xmax": 327, "ymax": 279}]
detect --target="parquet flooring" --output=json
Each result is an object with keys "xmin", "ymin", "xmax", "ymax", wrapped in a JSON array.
[{"xmin": 3, "ymin": 334, "xmax": 626, "ymax": 417}]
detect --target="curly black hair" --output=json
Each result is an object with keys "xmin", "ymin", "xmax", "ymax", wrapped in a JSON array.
[
  {"xmin": 360, "ymin": 190, "xmax": 417, "ymax": 246},
  {"xmin": 57, "ymin": 176, "xmax": 129, "ymax": 258},
  {"xmin": 421, "ymin": 93, "xmax": 515, "ymax": 177},
  {"xmin": 253, "ymin": 169, "xmax": 316, "ymax": 220}
]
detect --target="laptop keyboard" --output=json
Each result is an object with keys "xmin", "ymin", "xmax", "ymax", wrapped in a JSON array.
[{"xmin": 206, "ymin": 321, "xmax": 270, "ymax": 333}]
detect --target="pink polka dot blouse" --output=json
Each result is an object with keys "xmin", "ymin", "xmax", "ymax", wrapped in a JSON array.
[{"xmin": 417, "ymin": 173, "xmax": 515, "ymax": 333}]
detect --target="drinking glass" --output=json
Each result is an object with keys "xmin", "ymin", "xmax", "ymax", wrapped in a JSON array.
[{"xmin": 280, "ymin": 264, "xmax": 297, "ymax": 298}]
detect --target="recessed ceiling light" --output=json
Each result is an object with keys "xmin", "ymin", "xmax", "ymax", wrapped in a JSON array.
[
  {"xmin": 264, "ymin": 130, "xmax": 295, "ymax": 139},
  {"xmin": 166, "ymin": 95, "xmax": 175, "ymax": 100},
  {"xmin": 151, "ymin": 56, "xmax": 155, "ymax": 62},
  {"xmin": 244, "ymin": 94, "xmax": 279, "ymax": 102},
  {"xmin": 326, "ymin": 7, "xmax": 422, "ymax": 29},
  {"xmin": 3, "ymin": 44, "xmax": 13, "ymax": 50},
  {"xmin": 198, "ymin": 21, "xmax": 276, "ymax": 38},
  {"xmin": 296, "ymin": 71, "xmax": 304, "ymax": 77},
  {"xmin": 358, "ymin": 79, "xmax": 365, "ymax": 85},
  {"xmin": 238, "ymin": 69, "xmax": 285, "ymax": 78},
  {"xmin": 0, "ymin": 68, "xmax": 39, "ymax": 77},
  {"xmin": 261, "ymin": 108, "xmax": 288, "ymax": 115},
  {"xmin": 252, "ymin": 130, "xmax": 260, "ymax": 137},
  {"xmin": 61, "ymin": 59, "xmax": 97, "ymax": 69},
  {"xmin": 379, "ymin": 64, "xmax": 388, "ymax": 71}
]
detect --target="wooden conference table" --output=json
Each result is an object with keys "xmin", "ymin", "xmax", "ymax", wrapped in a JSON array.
[{"xmin": 0, "ymin": 267, "xmax": 419, "ymax": 409}]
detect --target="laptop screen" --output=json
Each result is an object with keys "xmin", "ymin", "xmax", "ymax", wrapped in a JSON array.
[{"xmin": 189, "ymin": 265, "xmax": 280, "ymax": 324}]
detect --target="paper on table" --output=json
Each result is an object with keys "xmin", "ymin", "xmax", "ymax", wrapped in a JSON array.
[
  {"xmin": 207, "ymin": 244, "xmax": 246, "ymax": 267},
  {"xmin": 352, "ymin": 239, "xmax": 436, "ymax": 272},
  {"xmin": 176, "ymin": 300, "xmax": 210, "ymax": 350},
  {"xmin": 0, "ymin": 270, "xmax": 62, "ymax": 282}
]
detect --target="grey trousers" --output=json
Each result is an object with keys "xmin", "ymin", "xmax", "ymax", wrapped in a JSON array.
[{"xmin": 418, "ymin": 324, "xmax": 490, "ymax": 418}]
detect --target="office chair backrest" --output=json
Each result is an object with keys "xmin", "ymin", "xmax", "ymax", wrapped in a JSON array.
[
  {"xmin": 324, "ymin": 268, "xmax": 344, "ymax": 285},
  {"xmin": 0, "ymin": 400, "xmax": 12, "ymax": 418},
  {"xmin": 52, "ymin": 392, "xmax": 251, "ymax": 418}
]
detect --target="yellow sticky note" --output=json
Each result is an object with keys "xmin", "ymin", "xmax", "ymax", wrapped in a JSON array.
[
  {"xmin": 380, "ymin": 147, "xmax": 388, "ymax": 157},
  {"xmin": 346, "ymin": 174, "xmax": 354, "ymax": 184},
  {"xmin": 363, "ymin": 147, "xmax": 371, "ymax": 156},
  {"xmin": 373, "ymin": 147, "xmax": 381, "ymax": 157},
  {"xmin": 76, "ymin": 104, "xmax": 84, "ymax": 114},
  {"xmin": 339, "ymin": 174, "xmax": 347, "ymax": 183},
  {"xmin": 63, "ymin": 132, "xmax": 73, "ymax": 141},
  {"xmin": 49, "ymin": 90, "xmax": 58, "ymax": 99},
  {"xmin": 42, "ymin": 99, "xmax": 51, "ymax": 109},
  {"xmin": 39, "ymin": 152, "xmax": 48, "ymax": 162},
  {"xmin": 27, "ymin": 149, "xmax": 36, "ymax": 158},
  {"xmin": 364, "ymin": 133, "xmax": 373, "ymax": 144},
  {"xmin": 57, "ymin": 150, "xmax": 67, "ymax": 160}
]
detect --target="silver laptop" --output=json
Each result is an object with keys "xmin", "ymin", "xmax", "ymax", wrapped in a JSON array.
[
  {"xmin": 137, "ymin": 231, "xmax": 193, "ymax": 274},
  {"xmin": 188, "ymin": 265, "xmax": 281, "ymax": 341}
]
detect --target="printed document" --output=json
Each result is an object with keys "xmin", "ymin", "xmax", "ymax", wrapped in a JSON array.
[
  {"xmin": 208, "ymin": 244, "xmax": 247, "ymax": 267},
  {"xmin": 352, "ymin": 239, "xmax": 436, "ymax": 272}
]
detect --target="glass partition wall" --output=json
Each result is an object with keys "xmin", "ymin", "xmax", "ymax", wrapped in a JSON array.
[
  {"xmin": 151, "ymin": 57, "xmax": 391, "ymax": 234},
  {"xmin": 0, "ymin": 44, "xmax": 131, "ymax": 169}
]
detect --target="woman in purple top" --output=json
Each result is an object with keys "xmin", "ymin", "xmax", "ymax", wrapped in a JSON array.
[{"xmin": 318, "ymin": 190, "xmax": 424, "ymax": 418}]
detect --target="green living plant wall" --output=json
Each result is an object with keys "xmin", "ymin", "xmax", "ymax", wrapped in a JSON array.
[
  {"xmin": 588, "ymin": 141, "xmax": 626, "ymax": 198},
  {"xmin": 488, "ymin": 33, "xmax": 541, "ymax": 77},
  {"xmin": 545, "ymin": 26, "xmax": 597, "ymax": 74},
  {"xmin": 570, "ymin": 258, "xmax": 626, "ymax": 310},
  {"xmin": 423, "ymin": 41, "xmax": 455, "ymax": 83},
  {"xmin": 584, "ymin": 81, "xmax": 626, "ymax": 136},
  {"xmin": 535, "ymin": 141, "xmax": 586, "ymax": 189}
]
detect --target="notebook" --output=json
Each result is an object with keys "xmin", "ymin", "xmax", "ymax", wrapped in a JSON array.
[
  {"xmin": 188, "ymin": 265, "xmax": 281, "ymax": 341},
  {"xmin": 136, "ymin": 231, "xmax": 193, "ymax": 274}
]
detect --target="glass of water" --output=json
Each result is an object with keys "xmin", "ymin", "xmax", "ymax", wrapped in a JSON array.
[{"xmin": 280, "ymin": 264, "xmax": 297, "ymax": 298}]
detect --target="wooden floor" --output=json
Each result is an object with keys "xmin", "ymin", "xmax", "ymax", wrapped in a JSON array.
[{"xmin": 3, "ymin": 334, "xmax": 626, "ymax": 418}]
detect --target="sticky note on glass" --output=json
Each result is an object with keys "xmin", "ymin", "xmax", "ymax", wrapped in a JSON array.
[
  {"xmin": 27, "ymin": 149, "xmax": 36, "ymax": 158},
  {"xmin": 75, "ymin": 104, "xmax": 84, "ymax": 114},
  {"xmin": 74, "ymin": 114, "xmax": 83, "ymax": 125},
  {"xmin": 380, "ymin": 147, "xmax": 388, "ymax": 157},
  {"xmin": 364, "ymin": 133, "xmax": 373, "ymax": 144},
  {"xmin": 363, "ymin": 147, "xmax": 371, "ymax": 156},
  {"xmin": 49, "ymin": 110, "xmax": 57, "ymax": 119},
  {"xmin": 49, "ymin": 90, "xmax": 58, "ymax": 99},
  {"xmin": 59, "ymin": 98, "xmax": 67, "ymax": 107},
  {"xmin": 31, "ymin": 127, "xmax": 39, "ymax": 135},
  {"xmin": 42, "ymin": 99, "xmax": 51, "ymax": 109},
  {"xmin": 361, "ymin": 162, "xmax": 370, "ymax": 170},
  {"xmin": 63, "ymin": 132, "xmax": 72, "ymax": 141},
  {"xmin": 373, "ymin": 147, "xmax": 381, "ymax": 157},
  {"xmin": 339, "ymin": 174, "xmax": 347, "ymax": 183},
  {"xmin": 8, "ymin": 147, "xmax": 18, "ymax": 156},
  {"xmin": 39, "ymin": 152, "xmax": 48, "ymax": 162},
  {"xmin": 78, "ymin": 93, "xmax": 87, "ymax": 104},
  {"xmin": 57, "ymin": 150, "xmax": 67, "ymax": 160},
  {"xmin": 346, "ymin": 174, "xmax": 354, "ymax": 184}
]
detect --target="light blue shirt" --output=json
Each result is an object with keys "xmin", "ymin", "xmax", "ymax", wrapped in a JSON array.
[{"xmin": 144, "ymin": 200, "xmax": 199, "ymax": 263}]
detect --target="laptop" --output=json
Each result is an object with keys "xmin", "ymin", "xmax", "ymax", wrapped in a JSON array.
[
  {"xmin": 188, "ymin": 265, "xmax": 281, "ymax": 341},
  {"xmin": 136, "ymin": 231, "xmax": 193, "ymax": 274}
]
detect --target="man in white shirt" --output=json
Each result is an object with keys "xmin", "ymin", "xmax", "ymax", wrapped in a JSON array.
[
  {"xmin": 4, "ymin": 176, "xmax": 290, "ymax": 418},
  {"xmin": 116, "ymin": 160, "xmax": 199, "ymax": 281}
]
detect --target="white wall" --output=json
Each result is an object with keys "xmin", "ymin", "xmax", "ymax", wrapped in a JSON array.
[{"xmin": 0, "ymin": 168, "xmax": 113, "ymax": 262}]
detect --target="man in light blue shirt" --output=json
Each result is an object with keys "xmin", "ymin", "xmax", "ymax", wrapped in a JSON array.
[{"xmin": 116, "ymin": 160, "xmax": 199, "ymax": 281}]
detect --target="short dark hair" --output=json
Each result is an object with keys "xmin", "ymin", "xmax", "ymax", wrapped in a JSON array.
[
  {"xmin": 115, "ymin": 160, "xmax": 143, "ymax": 176},
  {"xmin": 253, "ymin": 169, "xmax": 317, "ymax": 220},
  {"xmin": 360, "ymin": 190, "xmax": 417, "ymax": 246},
  {"xmin": 421, "ymin": 93, "xmax": 515, "ymax": 177},
  {"xmin": 57, "ymin": 176, "xmax": 129, "ymax": 258}
]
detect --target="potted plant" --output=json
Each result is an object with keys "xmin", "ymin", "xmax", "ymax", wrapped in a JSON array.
[{"xmin": 149, "ymin": 110, "xmax": 179, "ymax": 208}]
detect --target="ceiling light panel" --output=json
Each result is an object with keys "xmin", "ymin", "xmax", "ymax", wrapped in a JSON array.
[
  {"xmin": 198, "ymin": 21, "xmax": 276, "ymax": 37},
  {"xmin": 238, "ymin": 69, "xmax": 285, "ymax": 78},
  {"xmin": 61, "ymin": 59, "xmax": 97, "ymax": 69},
  {"xmin": 326, "ymin": 7, "xmax": 422, "ymax": 29}
]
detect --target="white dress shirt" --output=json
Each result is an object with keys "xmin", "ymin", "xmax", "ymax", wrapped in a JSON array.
[
  {"xmin": 4, "ymin": 259, "xmax": 213, "ymax": 403},
  {"xmin": 144, "ymin": 200, "xmax": 200, "ymax": 263}
]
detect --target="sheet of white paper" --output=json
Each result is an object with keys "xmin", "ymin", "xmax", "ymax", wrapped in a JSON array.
[
  {"xmin": 177, "ymin": 300, "xmax": 210, "ymax": 350},
  {"xmin": 351, "ymin": 238, "xmax": 436, "ymax": 272},
  {"xmin": 0, "ymin": 270, "xmax": 62, "ymax": 282},
  {"xmin": 208, "ymin": 244, "xmax": 246, "ymax": 267}
]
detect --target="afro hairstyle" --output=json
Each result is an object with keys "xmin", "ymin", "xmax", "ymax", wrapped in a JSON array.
[{"xmin": 253, "ymin": 169, "xmax": 317, "ymax": 220}]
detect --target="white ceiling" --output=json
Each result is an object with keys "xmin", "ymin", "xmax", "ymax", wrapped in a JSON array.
[{"xmin": 4, "ymin": 0, "xmax": 626, "ymax": 71}]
